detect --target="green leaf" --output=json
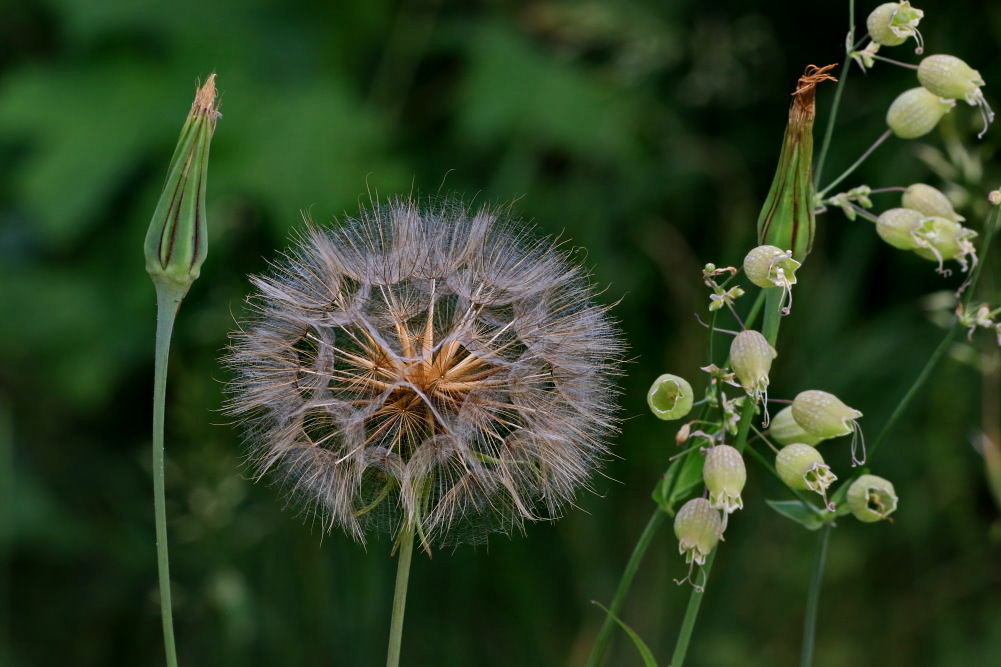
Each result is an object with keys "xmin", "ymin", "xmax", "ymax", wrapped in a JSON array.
[
  {"xmin": 591, "ymin": 602, "xmax": 658, "ymax": 667},
  {"xmin": 766, "ymin": 499, "xmax": 827, "ymax": 530},
  {"xmin": 669, "ymin": 448, "xmax": 705, "ymax": 504}
]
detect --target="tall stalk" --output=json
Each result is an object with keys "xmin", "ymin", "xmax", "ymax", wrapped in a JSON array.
[
  {"xmin": 585, "ymin": 511, "xmax": 666, "ymax": 667},
  {"xmin": 800, "ymin": 525, "xmax": 831, "ymax": 667},
  {"xmin": 386, "ymin": 527, "xmax": 416, "ymax": 667},
  {"xmin": 152, "ymin": 289, "xmax": 182, "ymax": 667}
]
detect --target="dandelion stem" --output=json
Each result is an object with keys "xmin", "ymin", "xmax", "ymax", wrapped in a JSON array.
[
  {"xmin": 585, "ymin": 510, "xmax": 667, "ymax": 667},
  {"xmin": 386, "ymin": 526, "xmax": 415, "ymax": 667},
  {"xmin": 814, "ymin": 0, "xmax": 855, "ymax": 188},
  {"xmin": 152, "ymin": 286, "xmax": 182, "ymax": 667},
  {"xmin": 800, "ymin": 525, "xmax": 832, "ymax": 667},
  {"xmin": 818, "ymin": 129, "xmax": 893, "ymax": 198}
]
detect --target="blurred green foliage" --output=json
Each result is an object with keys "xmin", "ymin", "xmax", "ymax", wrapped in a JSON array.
[{"xmin": 1, "ymin": 0, "xmax": 1000, "ymax": 665}]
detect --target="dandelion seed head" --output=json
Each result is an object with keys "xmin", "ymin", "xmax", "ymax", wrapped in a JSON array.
[{"xmin": 224, "ymin": 198, "xmax": 624, "ymax": 548}]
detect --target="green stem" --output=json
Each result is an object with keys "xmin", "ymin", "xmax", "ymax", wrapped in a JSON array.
[
  {"xmin": 813, "ymin": 0, "xmax": 854, "ymax": 188},
  {"xmin": 152, "ymin": 286, "xmax": 182, "ymax": 667},
  {"xmin": 386, "ymin": 527, "xmax": 415, "ymax": 667},
  {"xmin": 800, "ymin": 526, "xmax": 832, "ymax": 667},
  {"xmin": 585, "ymin": 510, "xmax": 667, "ymax": 667},
  {"xmin": 669, "ymin": 549, "xmax": 715, "ymax": 667},
  {"xmin": 818, "ymin": 129, "xmax": 892, "ymax": 199}
]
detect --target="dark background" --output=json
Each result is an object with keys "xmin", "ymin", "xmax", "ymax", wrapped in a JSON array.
[{"xmin": 2, "ymin": 0, "xmax": 1000, "ymax": 665}]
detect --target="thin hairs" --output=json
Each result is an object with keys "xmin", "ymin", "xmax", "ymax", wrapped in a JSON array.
[{"xmin": 224, "ymin": 197, "xmax": 625, "ymax": 549}]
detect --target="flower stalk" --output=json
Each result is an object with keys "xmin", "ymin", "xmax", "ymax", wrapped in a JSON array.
[
  {"xmin": 386, "ymin": 527, "xmax": 415, "ymax": 667},
  {"xmin": 147, "ymin": 75, "xmax": 219, "ymax": 667}
]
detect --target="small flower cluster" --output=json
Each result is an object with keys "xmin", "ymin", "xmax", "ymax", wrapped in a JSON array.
[
  {"xmin": 652, "ymin": 242, "xmax": 902, "ymax": 587},
  {"xmin": 874, "ymin": 184, "xmax": 979, "ymax": 274}
]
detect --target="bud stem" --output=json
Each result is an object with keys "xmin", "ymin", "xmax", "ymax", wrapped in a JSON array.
[
  {"xmin": 152, "ymin": 291, "xmax": 181, "ymax": 667},
  {"xmin": 872, "ymin": 54, "xmax": 920, "ymax": 70},
  {"xmin": 818, "ymin": 129, "xmax": 892, "ymax": 198}
]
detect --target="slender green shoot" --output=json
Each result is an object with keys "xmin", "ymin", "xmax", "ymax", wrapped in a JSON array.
[
  {"xmin": 586, "ymin": 511, "xmax": 666, "ymax": 667},
  {"xmin": 387, "ymin": 527, "xmax": 415, "ymax": 667},
  {"xmin": 814, "ymin": 0, "xmax": 854, "ymax": 188},
  {"xmin": 800, "ymin": 526, "xmax": 832, "ymax": 667},
  {"xmin": 818, "ymin": 129, "xmax": 892, "ymax": 198},
  {"xmin": 152, "ymin": 290, "xmax": 181, "ymax": 667}
]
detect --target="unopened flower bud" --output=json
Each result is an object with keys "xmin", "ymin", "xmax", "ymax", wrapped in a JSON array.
[
  {"xmin": 866, "ymin": 2, "xmax": 924, "ymax": 51},
  {"xmin": 775, "ymin": 443, "xmax": 837, "ymax": 505},
  {"xmin": 989, "ymin": 190, "xmax": 1001, "ymax": 206},
  {"xmin": 647, "ymin": 374, "xmax": 694, "ymax": 421},
  {"xmin": 769, "ymin": 405, "xmax": 824, "ymax": 447},
  {"xmin": 145, "ymin": 74, "xmax": 220, "ymax": 302},
  {"xmin": 792, "ymin": 390, "xmax": 866, "ymax": 465},
  {"xmin": 729, "ymin": 330, "xmax": 776, "ymax": 422},
  {"xmin": 674, "ymin": 498, "xmax": 722, "ymax": 566},
  {"xmin": 887, "ymin": 87, "xmax": 955, "ymax": 139},
  {"xmin": 847, "ymin": 474, "xmax": 899, "ymax": 522},
  {"xmin": 918, "ymin": 55, "xmax": 994, "ymax": 138},
  {"xmin": 876, "ymin": 208, "xmax": 925, "ymax": 250},
  {"xmin": 743, "ymin": 245, "xmax": 800, "ymax": 315},
  {"xmin": 703, "ymin": 445, "xmax": 746, "ymax": 514},
  {"xmin": 902, "ymin": 183, "xmax": 964, "ymax": 222},
  {"xmin": 912, "ymin": 216, "xmax": 979, "ymax": 273}
]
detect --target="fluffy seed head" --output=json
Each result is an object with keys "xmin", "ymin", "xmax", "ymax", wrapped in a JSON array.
[
  {"xmin": 847, "ymin": 474, "xmax": 899, "ymax": 522},
  {"xmin": 224, "ymin": 199, "xmax": 624, "ymax": 548},
  {"xmin": 887, "ymin": 87, "xmax": 955, "ymax": 139}
]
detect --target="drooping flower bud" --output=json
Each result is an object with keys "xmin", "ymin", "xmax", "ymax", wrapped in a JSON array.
[
  {"xmin": 757, "ymin": 65, "xmax": 836, "ymax": 261},
  {"xmin": 887, "ymin": 87, "xmax": 955, "ymax": 139},
  {"xmin": 917, "ymin": 55, "xmax": 994, "ymax": 138},
  {"xmin": 866, "ymin": 2, "xmax": 925, "ymax": 52},
  {"xmin": 876, "ymin": 207, "xmax": 925, "ymax": 250},
  {"xmin": 902, "ymin": 183, "xmax": 964, "ymax": 222},
  {"xmin": 647, "ymin": 374, "xmax": 694, "ymax": 421},
  {"xmin": 846, "ymin": 474, "xmax": 899, "ymax": 522},
  {"xmin": 743, "ymin": 245, "xmax": 800, "ymax": 314},
  {"xmin": 769, "ymin": 405, "xmax": 824, "ymax": 447},
  {"xmin": 145, "ymin": 74, "xmax": 220, "ymax": 302},
  {"xmin": 729, "ymin": 330, "xmax": 776, "ymax": 424},
  {"xmin": 674, "ymin": 498, "xmax": 722, "ymax": 566},
  {"xmin": 912, "ymin": 216, "xmax": 979, "ymax": 274},
  {"xmin": 703, "ymin": 445, "xmax": 746, "ymax": 514},
  {"xmin": 792, "ymin": 390, "xmax": 866, "ymax": 465},
  {"xmin": 775, "ymin": 443, "xmax": 837, "ymax": 507}
]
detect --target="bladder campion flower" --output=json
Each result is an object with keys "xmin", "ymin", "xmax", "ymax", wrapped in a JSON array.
[
  {"xmin": 866, "ymin": 1, "xmax": 925, "ymax": 52},
  {"xmin": 775, "ymin": 443, "xmax": 837, "ymax": 509},
  {"xmin": 225, "ymin": 199, "xmax": 624, "ymax": 548},
  {"xmin": 887, "ymin": 88, "xmax": 955, "ymax": 139},
  {"xmin": 729, "ymin": 329, "xmax": 776, "ymax": 424},
  {"xmin": 648, "ymin": 374, "xmax": 694, "ymax": 421},
  {"xmin": 847, "ymin": 474, "xmax": 899, "ymax": 522},
  {"xmin": 703, "ymin": 444, "xmax": 746, "ymax": 514},
  {"xmin": 792, "ymin": 389, "xmax": 866, "ymax": 466}
]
